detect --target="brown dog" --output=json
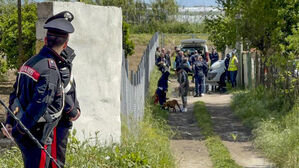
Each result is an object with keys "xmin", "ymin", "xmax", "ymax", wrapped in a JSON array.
[{"xmin": 163, "ymin": 100, "xmax": 182, "ymax": 112}]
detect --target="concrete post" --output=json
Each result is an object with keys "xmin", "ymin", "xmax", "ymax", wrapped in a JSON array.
[{"xmin": 36, "ymin": 2, "xmax": 122, "ymax": 144}]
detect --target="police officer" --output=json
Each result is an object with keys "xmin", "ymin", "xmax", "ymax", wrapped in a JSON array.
[
  {"xmin": 2, "ymin": 11, "xmax": 74, "ymax": 168},
  {"xmin": 50, "ymin": 45, "xmax": 80, "ymax": 168},
  {"xmin": 41, "ymin": 11, "xmax": 81, "ymax": 168},
  {"xmin": 155, "ymin": 70, "xmax": 170, "ymax": 106},
  {"xmin": 193, "ymin": 55, "xmax": 208, "ymax": 97}
]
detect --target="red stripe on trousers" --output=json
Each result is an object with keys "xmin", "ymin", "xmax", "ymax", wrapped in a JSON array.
[
  {"xmin": 51, "ymin": 127, "xmax": 57, "ymax": 168},
  {"xmin": 39, "ymin": 145, "xmax": 48, "ymax": 168}
]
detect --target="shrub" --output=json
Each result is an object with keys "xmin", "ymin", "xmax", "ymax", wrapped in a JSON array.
[
  {"xmin": 0, "ymin": 3, "xmax": 37, "ymax": 68},
  {"xmin": 0, "ymin": 58, "xmax": 8, "ymax": 81},
  {"xmin": 231, "ymin": 86, "xmax": 299, "ymax": 167},
  {"xmin": 253, "ymin": 100, "xmax": 299, "ymax": 168}
]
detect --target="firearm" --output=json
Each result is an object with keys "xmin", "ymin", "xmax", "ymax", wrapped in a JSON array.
[{"xmin": 0, "ymin": 98, "xmax": 61, "ymax": 168}]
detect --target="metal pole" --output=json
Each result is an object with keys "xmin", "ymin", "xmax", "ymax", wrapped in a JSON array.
[{"xmin": 0, "ymin": 98, "xmax": 61, "ymax": 168}]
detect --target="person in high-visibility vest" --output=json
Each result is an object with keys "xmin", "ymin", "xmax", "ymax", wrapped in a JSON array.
[{"xmin": 228, "ymin": 53, "xmax": 239, "ymax": 88}]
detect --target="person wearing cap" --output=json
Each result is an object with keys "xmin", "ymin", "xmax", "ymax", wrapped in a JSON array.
[
  {"xmin": 51, "ymin": 45, "xmax": 81, "ymax": 168},
  {"xmin": 193, "ymin": 55, "xmax": 208, "ymax": 97},
  {"xmin": 177, "ymin": 59, "xmax": 191, "ymax": 113},
  {"xmin": 2, "ymin": 11, "xmax": 74, "ymax": 168},
  {"xmin": 42, "ymin": 11, "xmax": 81, "ymax": 168}
]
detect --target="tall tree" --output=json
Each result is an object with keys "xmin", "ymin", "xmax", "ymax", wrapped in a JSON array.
[
  {"xmin": 17, "ymin": 0, "xmax": 24, "ymax": 67},
  {"xmin": 151, "ymin": 0, "xmax": 178, "ymax": 22}
]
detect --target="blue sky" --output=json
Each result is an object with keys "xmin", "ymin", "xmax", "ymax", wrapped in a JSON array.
[{"xmin": 145, "ymin": 0, "xmax": 217, "ymax": 6}]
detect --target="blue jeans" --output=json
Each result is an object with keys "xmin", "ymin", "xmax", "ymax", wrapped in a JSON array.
[
  {"xmin": 201, "ymin": 76, "xmax": 206, "ymax": 93},
  {"xmin": 230, "ymin": 71, "xmax": 238, "ymax": 88},
  {"xmin": 195, "ymin": 75, "xmax": 203, "ymax": 95}
]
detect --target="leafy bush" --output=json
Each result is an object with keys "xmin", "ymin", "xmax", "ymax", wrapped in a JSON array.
[
  {"xmin": 0, "ymin": 3, "xmax": 37, "ymax": 68},
  {"xmin": 253, "ymin": 100, "xmax": 299, "ymax": 168},
  {"xmin": 231, "ymin": 87, "xmax": 299, "ymax": 167},
  {"xmin": 0, "ymin": 58, "xmax": 8, "ymax": 80},
  {"xmin": 131, "ymin": 21, "xmax": 205, "ymax": 34},
  {"xmin": 123, "ymin": 21, "xmax": 135, "ymax": 58},
  {"xmin": 231, "ymin": 86, "xmax": 288, "ymax": 129}
]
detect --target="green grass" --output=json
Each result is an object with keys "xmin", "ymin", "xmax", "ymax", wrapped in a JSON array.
[
  {"xmin": 193, "ymin": 101, "xmax": 213, "ymax": 136},
  {"xmin": 231, "ymin": 86, "xmax": 289, "ymax": 129},
  {"xmin": 193, "ymin": 101, "xmax": 241, "ymax": 168},
  {"xmin": 231, "ymin": 86, "xmax": 299, "ymax": 167},
  {"xmin": 0, "ymin": 68, "xmax": 175, "ymax": 168},
  {"xmin": 131, "ymin": 33, "xmax": 210, "ymax": 50}
]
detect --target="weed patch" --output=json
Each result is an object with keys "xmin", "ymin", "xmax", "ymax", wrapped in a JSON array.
[
  {"xmin": 231, "ymin": 86, "xmax": 299, "ymax": 167},
  {"xmin": 193, "ymin": 101, "xmax": 241, "ymax": 168}
]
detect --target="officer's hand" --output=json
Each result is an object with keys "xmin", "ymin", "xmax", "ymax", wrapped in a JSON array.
[
  {"xmin": 1, "ymin": 124, "xmax": 12, "ymax": 138},
  {"xmin": 70, "ymin": 109, "xmax": 81, "ymax": 121}
]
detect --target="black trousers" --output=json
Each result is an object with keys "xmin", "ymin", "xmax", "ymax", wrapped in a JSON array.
[
  {"xmin": 195, "ymin": 75, "xmax": 203, "ymax": 95},
  {"xmin": 50, "ymin": 126, "xmax": 70, "ymax": 168},
  {"xmin": 156, "ymin": 89, "xmax": 166, "ymax": 105},
  {"xmin": 14, "ymin": 129, "xmax": 51, "ymax": 168}
]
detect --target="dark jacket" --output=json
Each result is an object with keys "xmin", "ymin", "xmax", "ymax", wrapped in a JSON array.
[
  {"xmin": 156, "ymin": 57, "xmax": 169, "ymax": 67},
  {"xmin": 57, "ymin": 46, "xmax": 80, "ymax": 128},
  {"xmin": 165, "ymin": 53, "xmax": 171, "ymax": 67},
  {"xmin": 157, "ymin": 71, "xmax": 170, "ymax": 91},
  {"xmin": 193, "ymin": 60, "xmax": 208, "ymax": 77},
  {"xmin": 6, "ymin": 46, "xmax": 64, "ymax": 144},
  {"xmin": 225, "ymin": 55, "xmax": 230, "ymax": 70},
  {"xmin": 175, "ymin": 55, "xmax": 182, "ymax": 68},
  {"xmin": 209, "ymin": 52, "xmax": 219, "ymax": 65}
]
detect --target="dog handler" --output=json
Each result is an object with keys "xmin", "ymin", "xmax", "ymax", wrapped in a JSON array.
[
  {"xmin": 156, "ymin": 69, "xmax": 170, "ymax": 106},
  {"xmin": 1, "ymin": 11, "xmax": 74, "ymax": 168}
]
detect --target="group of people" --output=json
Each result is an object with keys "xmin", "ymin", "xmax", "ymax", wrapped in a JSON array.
[
  {"xmin": 1, "ymin": 11, "xmax": 80, "ymax": 168},
  {"xmin": 154, "ymin": 46, "xmax": 239, "ymax": 112}
]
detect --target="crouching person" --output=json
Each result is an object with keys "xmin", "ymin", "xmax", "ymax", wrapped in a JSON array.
[{"xmin": 156, "ymin": 68, "xmax": 170, "ymax": 106}]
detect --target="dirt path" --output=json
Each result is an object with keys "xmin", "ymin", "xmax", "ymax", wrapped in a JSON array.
[
  {"xmin": 168, "ymin": 79, "xmax": 212, "ymax": 168},
  {"xmin": 200, "ymin": 94, "xmax": 274, "ymax": 168}
]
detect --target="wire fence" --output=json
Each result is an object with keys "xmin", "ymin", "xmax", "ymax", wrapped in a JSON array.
[{"xmin": 121, "ymin": 32, "xmax": 159, "ymax": 122}]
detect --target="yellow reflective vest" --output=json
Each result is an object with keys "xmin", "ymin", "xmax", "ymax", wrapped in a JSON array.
[{"xmin": 228, "ymin": 55, "xmax": 238, "ymax": 71}]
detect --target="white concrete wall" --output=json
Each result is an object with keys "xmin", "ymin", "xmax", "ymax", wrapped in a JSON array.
[{"xmin": 37, "ymin": 2, "xmax": 122, "ymax": 144}]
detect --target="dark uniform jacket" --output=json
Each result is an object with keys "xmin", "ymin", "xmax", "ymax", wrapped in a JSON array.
[
  {"xmin": 209, "ymin": 52, "xmax": 219, "ymax": 65},
  {"xmin": 57, "ymin": 46, "xmax": 80, "ymax": 128},
  {"xmin": 6, "ymin": 46, "xmax": 64, "ymax": 144},
  {"xmin": 175, "ymin": 55, "xmax": 182, "ymax": 68},
  {"xmin": 157, "ymin": 71, "xmax": 170, "ymax": 92},
  {"xmin": 193, "ymin": 60, "xmax": 208, "ymax": 77}
]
